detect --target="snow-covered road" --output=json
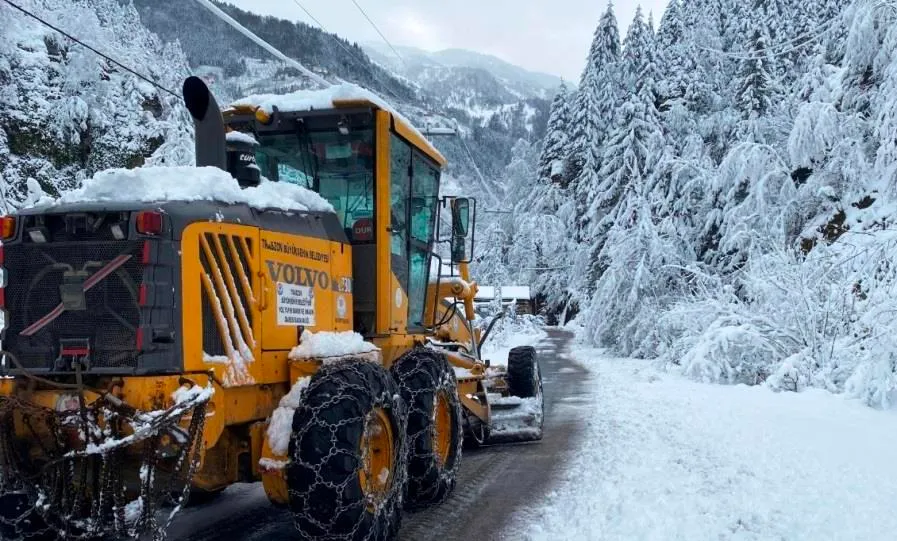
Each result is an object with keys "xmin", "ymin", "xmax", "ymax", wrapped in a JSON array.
[{"xmin": 517, "ymin": 344, "xmax": 897, "ymax": 541}]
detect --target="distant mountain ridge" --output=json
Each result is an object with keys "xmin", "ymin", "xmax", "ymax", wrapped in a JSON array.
[{"xmin": 363, "ymin": 43, "xmax": 567, "ymax": 100}]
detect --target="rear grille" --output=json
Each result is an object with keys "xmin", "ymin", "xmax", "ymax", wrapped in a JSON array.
[
  {"xmin": 4, "ymin": 241, "xmax": 145, "ymax": 370},
  {"xmin": 200, "ymin": 233, "xmax": 255, "ymax": 359}
]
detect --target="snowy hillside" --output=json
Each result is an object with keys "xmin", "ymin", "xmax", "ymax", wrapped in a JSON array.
[
  {"xmin": 0, "ymin": 0, "xmax": 192, "ymax": 208},
  {"xmin": 363, "ymin": 43, "xmax": 565, "ymax": 100},
  {"xmin": 0, "ymin": 0, "xmax": 550, "ymax": 214},
  {"xmin": 480, "ymin": 0, "xmax": 897, "ymax": 408},
  {"xmin": 130, "ymin": 0, "xmax": 551, "ymax": 198}
]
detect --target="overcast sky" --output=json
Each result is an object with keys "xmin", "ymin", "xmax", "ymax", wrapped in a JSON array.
[{"xmin": 227, "ymin": 1, "xmax": 669, "ymax": 82}]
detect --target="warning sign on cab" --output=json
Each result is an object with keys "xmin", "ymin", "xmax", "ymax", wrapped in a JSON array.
[{"xmin": 276, "ymin": 282, "xmax": 316, "ymax": 326}]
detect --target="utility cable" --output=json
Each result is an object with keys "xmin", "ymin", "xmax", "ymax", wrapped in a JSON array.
[
  {"xmin": 349, "ymin": 0, "xmax": 407, "ymax": 67},
  {"xmin": 0, "ymin": 0, "xmax": 179, "ymax": 98},
  {"xmin": 193, "ymin": 0, "xmax": 331, "ymax": 88},
  {"xmin": 290, "ymin": 0, "xmax": 409, "ymax": 104},
  {"xmin": 457, "ymin": 129, "xmax": 499, "ymax": 204}
]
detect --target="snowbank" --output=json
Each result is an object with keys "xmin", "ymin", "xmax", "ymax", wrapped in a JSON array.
[
  {"xmin": 38, "ymin": 166, "xmax": 334, "ymax": 213},
  {"xmin": 516, "ymin": 348, "xmax": 897, "ymax": 541},
  {"xmin": 289, "ymin": 329, "xmax": 380, "ymax": 363}
]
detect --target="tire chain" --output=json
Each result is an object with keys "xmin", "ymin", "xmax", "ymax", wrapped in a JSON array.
[
  {"xmin": 0, "ymin": 390, "xmax": 209, "ymax": 541},
  {"xmin": 390, "ymin": 348, "xmax": 463, "ymax": 511},
  {"xmin": 286, "ymin": 359, "xmax": 408, "ymax": 541}
]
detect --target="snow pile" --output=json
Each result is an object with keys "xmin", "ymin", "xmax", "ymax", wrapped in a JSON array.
[
  {"xmin": 516, "ymin": 348, "xmax": 897, "ymax": 541},
  {"xmin": 232, "ymin": 83, "xmax": 386, "ymax": 114},
  {"xmin": 478, "ymin": 312, "xmax": 546, "ymax": 365},
  {"xmin": 266, "ymin": 376, "xmax": 311, "ymax": 456},
  {"xmin": 289, "ymin": 329, "xmax": 380, "ymax": 363},
  {"xmin": 38, "ymin": 166, "xmax": 334, "ymax": 213}
]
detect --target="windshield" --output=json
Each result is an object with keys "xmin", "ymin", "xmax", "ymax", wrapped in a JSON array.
[{"xmin": 254, "ymin": 126, "xmax": 375, "ymax": 233}]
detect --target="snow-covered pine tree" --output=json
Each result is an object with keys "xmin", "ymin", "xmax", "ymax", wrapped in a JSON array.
[
  {"xmin": 564, "ymin": 3, "xmax": 621, "ymax": 240},
  {"xmin": 583, "ymin": 7, "xmax": 666, "ymax": 288},
  {"xmin": 537, "ymin": 82, "xmax": 571, "ymax": 185},
  {"xmin": 0, "ymin": 0, "xmax": 191, "ymax": 204},
  {"xmin": 734, "ymin": 29, "xmax": 778, "ymax": 142}
]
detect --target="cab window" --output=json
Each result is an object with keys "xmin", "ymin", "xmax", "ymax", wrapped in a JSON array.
[
  {"xmin": 408, "ymin": 153, "xmax": 440, "ymax": 328},
  {"xmin": 254, "ymin": 126, "xmax": 376, "ymax": 240}
]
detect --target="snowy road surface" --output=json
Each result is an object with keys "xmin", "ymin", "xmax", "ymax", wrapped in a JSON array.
[
  {"xmin": 167, "ymin": 329, "xmax": 585, "ymax": 541},
  {"xmin": 518, "ymin": 344, "xmax": 897, "ymax": 541}
]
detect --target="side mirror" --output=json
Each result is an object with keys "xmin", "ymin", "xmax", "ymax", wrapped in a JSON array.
[
  {"xmin": 451, "ymin": 236, "xmax": 467, "ymax": 263},
  {"xmin": 451, "ymin": 198, "xmax": 471, "ymax": 238}
]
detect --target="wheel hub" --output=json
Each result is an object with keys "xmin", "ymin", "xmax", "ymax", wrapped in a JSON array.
[{"xmin": 359, "ymin": 408, "xmax": 395, "ymax": 511}]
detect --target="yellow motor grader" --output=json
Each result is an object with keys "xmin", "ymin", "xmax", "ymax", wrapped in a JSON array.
[{"xmin": 0, "ymin": 77, "xmax": 543, "ymax": 540}]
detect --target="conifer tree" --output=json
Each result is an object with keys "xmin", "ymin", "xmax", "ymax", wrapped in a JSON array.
[
  {"xmin": 564, "ymin": 3, "xmax": 621, "ymax": 237},
  {"xmin": 583, "ymin": 8, "xmax": 666, "ymax": 287},
  {"xmin": 537, "ymin": 82, "xmax": 571, "ymax": 184}
]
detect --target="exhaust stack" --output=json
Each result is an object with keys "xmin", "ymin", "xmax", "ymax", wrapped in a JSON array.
[{"xmin": 183, "ymin": 76, "xmax": 227, "ymax": 171}]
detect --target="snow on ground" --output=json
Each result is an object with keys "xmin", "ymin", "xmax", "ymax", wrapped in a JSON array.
[
  {"xmin": 520, "ymin": 342, "xmax": 897, "ymax": 541},
  {"xmin": 479, "ymin": 314, "xmax": 547, "ymax": 366}
]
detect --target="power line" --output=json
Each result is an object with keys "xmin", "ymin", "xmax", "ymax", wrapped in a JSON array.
[
  {"xmin": 457, "ymin": 129, "xmax": 499, "ymax": 205},
  {"xmin": 290, "ymin": 0, "xmax": 411, "ymax": 105},
  {"xmin": 0, "ymin": 0, "xmax": 179, "ymax": 98},
  {"xmin": 349, "ymin": 0, "xmax": 406, "ymax": 67},
  {"xmin": 193, "ymin": 0, "xmax": 330, "ymax": 88}
]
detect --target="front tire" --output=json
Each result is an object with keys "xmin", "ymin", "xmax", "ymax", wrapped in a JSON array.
[
  {"xmin": 286, "ymin": 359, "xmax": 407, "ymax": 541},
  {"xmin": 506, "ymin": 346, "xmax": 544, "ymax": 441},
  {"xmin": 391, "ymin": 349, "xmax": 462, "ymax": 511}
]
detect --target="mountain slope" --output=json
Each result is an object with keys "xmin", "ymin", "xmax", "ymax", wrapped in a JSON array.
[
  {"xmin": 0, "ymin": 0, "xmax": 191, "ymax": 207},
  {"xmin": 364, "ymin": 43, "xmax": 565, "ymax": 100},
  {"xmin": 129, "ymin": 0, "xmax": 551, "ymax": 201}
]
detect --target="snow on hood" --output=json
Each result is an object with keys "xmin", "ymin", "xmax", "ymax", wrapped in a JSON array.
[{"xmin": 36, "ymin": 166, "xmax": 334, "ymax": 213}]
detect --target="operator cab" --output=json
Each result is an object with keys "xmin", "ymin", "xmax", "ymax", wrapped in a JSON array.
[{"xmin": 222, "ymin": 95, "xmax": 444, "ymax": 337}]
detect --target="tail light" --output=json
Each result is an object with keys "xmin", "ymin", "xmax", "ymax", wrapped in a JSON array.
[
  {"xmin": 0, "ymin": 217, "xmax": 15, "ymax": 240},
  {"xmin": 136, "ymin": 211, "xmax": 163, "ymax": 235}
]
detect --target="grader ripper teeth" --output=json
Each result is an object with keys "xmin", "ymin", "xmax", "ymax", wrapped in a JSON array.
[{"xmin": 0, "ymin": 76, "xmax": 544, "ymax": 540}]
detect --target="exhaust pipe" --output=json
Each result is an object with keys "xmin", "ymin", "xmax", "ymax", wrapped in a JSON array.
[{"xmin": 182, "ymin": 76, "xmax": 227, "ymax": 171}]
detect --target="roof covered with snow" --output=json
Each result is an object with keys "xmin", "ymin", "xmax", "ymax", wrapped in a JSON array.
[
  {"xmin": 230, "ymin": 83, "xmax": 447, "ymax": 167},
  {"xmin": 475, "ymin": 286, "xmax": 532, "ymax": 301},
  {"xmin": 35, "ymin": 166, "xmax": 334, "ymax": 214}
]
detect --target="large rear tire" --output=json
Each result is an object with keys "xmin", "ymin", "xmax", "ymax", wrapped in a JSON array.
[
  {"xmin": 507, "ymin": 346, "xmax": 541, "ymax": 398},
  {"xmin": 390, "ymin": 349, "xmax": 462, "ymax": 511},
  {"xmin": 286, "ymin": 359, "xmax": 407, "ymax": 541},
  {"xmin": 505, "ymin": 346, "xmax": 544, "ymax": 441}
]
